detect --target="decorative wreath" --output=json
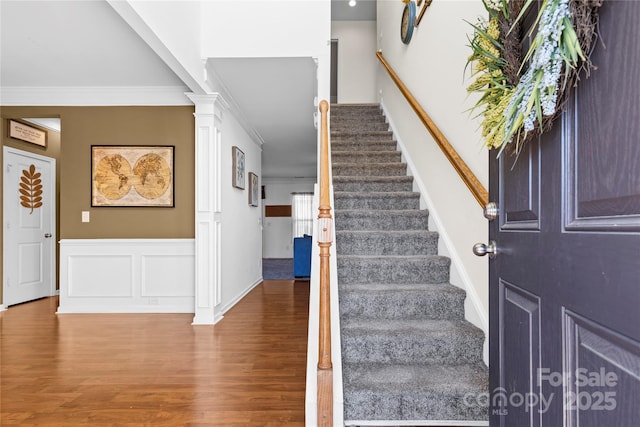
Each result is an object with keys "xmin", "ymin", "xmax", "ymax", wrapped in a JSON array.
[{"xmin": 466, "ymin": 0, "xmax": 602, "ymax": 155}]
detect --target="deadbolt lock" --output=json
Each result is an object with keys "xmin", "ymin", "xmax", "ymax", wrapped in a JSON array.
[{"xmin": 483, "ymin": 202, "xmax": 499, "ymax": 221}]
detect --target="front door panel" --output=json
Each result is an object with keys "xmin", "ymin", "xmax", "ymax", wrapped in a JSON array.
[{"xmin": 489, "ymin": 2, "xmax": 640, "ymax": 426}]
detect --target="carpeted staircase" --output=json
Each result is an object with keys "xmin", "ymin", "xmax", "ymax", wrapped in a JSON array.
[{"xmin": 331, "ymin": 104, "xmax": 488, "ymax": 425}]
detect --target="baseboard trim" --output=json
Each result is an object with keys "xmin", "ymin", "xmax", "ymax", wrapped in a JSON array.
[
  {"xmin": 0, "ymin": 304, "xmax": 6, "ymax": 312},
  {"xmin": 219, "ymin": 277, "xmax": 263, "ymax": 316}
]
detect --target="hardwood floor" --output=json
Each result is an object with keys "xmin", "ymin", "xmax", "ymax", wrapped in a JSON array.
[{"xmin": 1, "ymin": 280, "xmax": 310, "ymax": 426}]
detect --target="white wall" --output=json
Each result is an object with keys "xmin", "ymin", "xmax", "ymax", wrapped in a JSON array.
[
  {"xmin": 376, "ymin": 0, "xmax": 489, "ymax": 335},
  {"xmin": 108, "ymin": 0, "xmax": 209, "ymax": 94},
  {"xmin": 331, "ymin": 21, "xmax": 378, "ymax": 103},
  {"xmin": 202, "ymin": 0, "xmax": 331, "ymax": 58},
  {"xmin": 262, "ymin": 178, "xmax": 315, "ymax": 259},
  {"xmin": 219, "ymin": 110, "xmax": 264, "ymax": 313}
]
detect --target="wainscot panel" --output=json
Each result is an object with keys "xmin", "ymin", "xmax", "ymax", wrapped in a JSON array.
[{"xmin": 58, "ymin": 239, "xmax": 195, "ymax": 313}]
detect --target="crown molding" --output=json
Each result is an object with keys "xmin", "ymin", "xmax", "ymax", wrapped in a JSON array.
[
  {"xmin": 204, "ymin": 66, "xmax": 265, "ymax": 149},
  {"xmin": 0, "ymin": 86, "xmax": 193, "ymax": 106}
]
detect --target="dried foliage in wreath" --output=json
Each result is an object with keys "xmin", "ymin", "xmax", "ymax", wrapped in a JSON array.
[{"xmin": 466, "ymin": 0, "xmax": 602, "ymax": 156}]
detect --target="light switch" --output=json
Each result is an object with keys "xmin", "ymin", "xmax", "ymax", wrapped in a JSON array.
[{"xmin": 82, "ymin": 211, "xmax": 90, "ymax": 223}]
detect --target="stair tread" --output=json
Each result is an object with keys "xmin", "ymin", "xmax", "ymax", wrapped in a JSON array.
[
  {"xmin": 334, "ymin": 191, "xmax": 419, "ymax": 197},
  {"xmin": 340, "ymin": 282, "xmax": 463, "ymax": 292},
  {"xmin": 332, "ymin": 149, "xmax": 399, "ymax": 154},
  {"xmin": 331, "ymin": 103, "xmax": 380, "ymax": 107},
  {"xmin": 333, "ymin": 161, "xmax": 404, "ymax": 166},
  {"xmin": 334, "ymin": 210, "xmax": 430, "ymax": 231},
  {"xmin": 339, "ymin": 254, "xmax": 447, "ymax": 260},
  {"xmin": 342, "ymin": 317, "xmax": 481, "ymax": 333},
  {"xmin": 343, "ymin": 362, "xmax": 489, "ymax": 422},
  {"xmin": 333, "ymin": 153, "xmax": 401, "ymax": 161},
  {"xmin": 336, "ymin": 229, "xmax": 436, "ymax": 236},
  {"xmin": 332, "ymin": 130, "xmax": 391, "ymax": 133},
  {"xmin": 333, "ymin": 163, "xmax": 407, "ymax": 177},
  {"xmin": 333, "ymin": 175, "xmax": 412, "ymax": 181},
  {"xmin": 343, "ymin": 361, "xmax": 488, "ymax": 391},
  {"xmin": 335, "ymin": 208, "xmax": 428, "ymax": 214},
  {"xmin": 331, "ymin": 142, "xmax": 398, "ymax": 147}
]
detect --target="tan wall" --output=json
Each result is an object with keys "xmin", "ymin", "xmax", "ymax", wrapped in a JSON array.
[{"xmin": 0, "ymin": 106, "xmax": 195, "ymax": 305}]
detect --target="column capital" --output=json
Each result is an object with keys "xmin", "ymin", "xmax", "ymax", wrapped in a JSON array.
[{"xmin": 186, "ymin": 93, "xmax": 229, "ymax": 117}]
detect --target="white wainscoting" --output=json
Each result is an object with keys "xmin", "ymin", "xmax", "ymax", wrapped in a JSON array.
[{"xmin": 58, "ymin": 239, "xmax": 195, "ymax": 314}]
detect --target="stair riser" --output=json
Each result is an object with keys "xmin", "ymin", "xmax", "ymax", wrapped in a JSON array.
[
  {"xmin": 331, "ymin": 106, "xmax": 381, "ymax": 115},
  {"xmin": 336, "ymin": 232, "xmax": 438, "ymax": 256},
  {"xmin": 332, "ymin": 122, "xmax": 389, "ymax": 132},
  {"xmin": 339, "ymin": 290, "xmax": 464, "ymax": 320},
  {"xmin": 334, "ymin": 211, "xmax": 429, "ymax": 231},
  {"xmin": 331, "ymin": 115, "xmax": 385, "ymax": 123},
  {"xmin": 332, "ymin": 143, "xmax": 398, "ymax": 153},
  {"xmin": 334, "ymin": 195, "xmax": 420, "ymax": 211},
  {"xmin": 333, "ymin": 163, "xmax": 407, "ymax": 177},
  {"xmin": 341, "ymin": 330, "xmax": 484, "ymax": 364},
  {"xmin": 343, "ymin": 390, "xmax": 489, "ymax": 421},
  {"xmin": 337, "ymin": 257, "xmax": 450, "ymax": 284},
  {"xmin": 332, "ymin": 131, "xmax": 394, "ymax": 141},
  {"xmin": 332, "ymin": 152, "xmax": 402, "ymax": 164},
  {"xmin": 331, "ymin": 110, "xmax": 384, "ymax": 117},
  {"xmin": 333, "ymin": 180, "xmax": 413, "ymax": 192}
]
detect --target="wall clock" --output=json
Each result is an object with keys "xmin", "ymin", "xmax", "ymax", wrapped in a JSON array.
[{"xmin": 400, "ymin": 0, "xmax": 416, "ymax": 44}]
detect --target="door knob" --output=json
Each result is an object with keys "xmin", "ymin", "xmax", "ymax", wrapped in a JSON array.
[
  {"xmin": 473, "ymin": 241, "xmax": 498, "ymax": 258},
  {"xmin": 483, "ymin": 202, "xmax": 499, "ymax": 221},
  {"xmin": 44, "ymin": 233, "xmax": 52, "ymax": 238}
]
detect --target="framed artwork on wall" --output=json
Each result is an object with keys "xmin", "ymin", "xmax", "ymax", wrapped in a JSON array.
[
  {"xmin": 232, "ymin": 146, "xmax": 245, "ymax": 189},
  {"xmin": 91, "ymin": 145, "xmax": 174, "ymax": 207},
  {"xmin": 248, "ymin": 172, "xmax": 259, "ymax": 207}
]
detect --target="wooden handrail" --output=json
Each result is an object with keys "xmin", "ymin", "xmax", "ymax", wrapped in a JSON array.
[
  {"xmin": 317, "ymin": 99, "xmax": 333, "ymax": 426},
  {"xmin": 376, "ymin": 51, "xmax": 489, "ymax": 208}
]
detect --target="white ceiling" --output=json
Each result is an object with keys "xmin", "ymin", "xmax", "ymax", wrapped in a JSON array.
[
  {"xmin": 0, "ymin": 0, "xmax": 186, "ymax": 88},
  {"xmin": 333, "ymin": 0, "xmax": 377, "ymax": 21},
  {"xmin": 0, "ymin": 0, "xmax": 376, "ymax": 180},
  {"xmin": 208, "ymin": 57, "xmax": 318, "ymax": 179}
]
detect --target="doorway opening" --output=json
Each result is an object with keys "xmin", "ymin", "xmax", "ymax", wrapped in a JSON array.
[{"xmin": 331, "ymin": 39, "xmax": 338, "ymax": 104}]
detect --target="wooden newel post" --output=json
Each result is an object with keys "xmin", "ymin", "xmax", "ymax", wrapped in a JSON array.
[{"xmin": 317, "ymin": 100, "xmax": 332, "ymax": 371}]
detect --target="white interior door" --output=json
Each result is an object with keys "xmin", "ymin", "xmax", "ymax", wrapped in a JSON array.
[{"xmin": 3, "ymin": 147, "xmax": 56, "ymax": 306}]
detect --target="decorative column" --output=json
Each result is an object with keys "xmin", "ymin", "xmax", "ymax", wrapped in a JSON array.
[{"xmin": 187, "ymin": 93, "xmax": 227, "ymax": 325}]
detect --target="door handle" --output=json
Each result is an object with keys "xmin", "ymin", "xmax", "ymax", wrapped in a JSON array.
[
  {"xmin": 44, "ymin": 233, "xmax": 52, "ymax": 238},
  {"xmin": 473, "ymin": 241, "xmax": 498, "ymax": 259}
]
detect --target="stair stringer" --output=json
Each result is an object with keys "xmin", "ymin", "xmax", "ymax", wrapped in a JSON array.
[{"xmin": 380, "ymin": 100, "xmax": 489, "ymax": 364}]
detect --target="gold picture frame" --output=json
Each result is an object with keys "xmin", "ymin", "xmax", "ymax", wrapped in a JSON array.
[{"xmin": 91, "ymin": 145, "xmax": 174, "ymax": 207}]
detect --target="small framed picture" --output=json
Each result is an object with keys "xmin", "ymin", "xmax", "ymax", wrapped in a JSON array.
[
  {"xmin": 248, "ymin": 172, "xmax": 259, "ymax": 207},
  {"xmin": 232, "ymin": 146, "xmax": 245, "ymax": 189},
  {"xmin": 9, "ymin": 120, "xmax": 47, "ymax": 147}
]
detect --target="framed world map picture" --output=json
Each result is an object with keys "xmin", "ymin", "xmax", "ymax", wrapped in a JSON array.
[{"xmin": 91, "ymin": 145, "xmax": 174, "ymax": 207}]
